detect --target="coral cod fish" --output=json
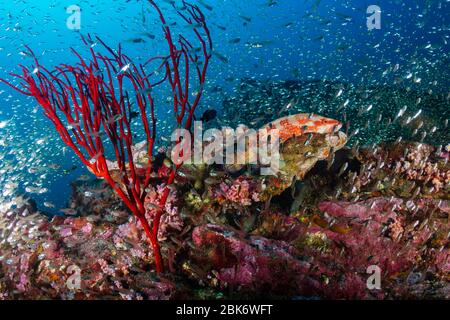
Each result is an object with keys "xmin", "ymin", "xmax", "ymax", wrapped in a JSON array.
[
  {"xmin": 261, "ymin": 113, "xmax": 344, "ymax": 143},
  {"xmin": 224, "ymin": 113, "xmax": 347, "ymax": 174}
]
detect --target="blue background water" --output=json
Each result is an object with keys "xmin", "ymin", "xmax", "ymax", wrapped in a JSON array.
[{"xmin": 0, "ymin": 0, "xmax": 448, "ymax": 214}]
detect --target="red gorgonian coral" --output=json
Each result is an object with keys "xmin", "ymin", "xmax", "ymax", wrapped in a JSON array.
[{"xmin": 0, "ymin": 0, "xmax": 212, "ymax": 273}]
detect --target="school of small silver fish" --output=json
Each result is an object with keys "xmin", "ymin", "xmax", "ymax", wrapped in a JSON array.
[{"xmin": 0, "ymin": 0, "xmax": 448, "ymax": 218}]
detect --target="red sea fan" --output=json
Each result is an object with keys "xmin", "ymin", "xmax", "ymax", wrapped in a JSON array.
[{"xmin": 0, "ymin": 0, "xmax": 212, "ymax": 273}]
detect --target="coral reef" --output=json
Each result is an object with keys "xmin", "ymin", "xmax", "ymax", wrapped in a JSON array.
[
  {"xmin": 1, "ymin": 0, "xmax": 213, "ymax": 274},
  {"xmin": 354, "ymin": 141, "xmax": 449, "ymax": 199},
  {"xmin": 214, "ymin": 176, "xmax": 262, "ymax": 207},
  {"xmin": 143, "ymin": 184, "xmax": 183, "ymax": 241},
  {"xmin": 0, "ymin": 133, "xmax": 448, "ymax": 299},
  {"xmin": 182, "ymin": 196, "xmax": 448, "ymax": 299},
  {"xmin": 0, "ymin": 198, "xmax": 187, "ymax": 300}
]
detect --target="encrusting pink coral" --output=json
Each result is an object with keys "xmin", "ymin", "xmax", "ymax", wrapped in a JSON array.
[
  {"xmin": 185, "ymin": 196, "xmax": 449, "ymax": 299},
  {"xmin": 190, "ymin": 224, "xmax": 313, "ymax": 295},
  {"xmin": 392, "ymin": 145, "xmax": 449, "ymax": 192},
  {"xmin": 215, "ymin": 176, "xmax": 261, "ymax": 207},
  {"xmin": 144, "ymin": 184, "xmax": 183, "ymax": 241},
  {"xmin": 0, "ymin": 201, "xmax": 182, "ymax": 299},
  {"xmin": 0, "ymin": 140, "xmax": 448, "ymax": 299}
]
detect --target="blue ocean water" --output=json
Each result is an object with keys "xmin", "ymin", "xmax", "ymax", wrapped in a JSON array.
[{"xmin": 0, "ymin": 0, "xmax": 448, "ymax": 214}]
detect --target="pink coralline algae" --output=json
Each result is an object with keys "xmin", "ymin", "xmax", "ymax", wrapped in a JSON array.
[
  {"xmin": 144, "ymin": 184, "xmax": 183, "ymax": 241},
  {"xmin": 355, "ymin": 142, "xmax": 449, "ymax": 199},
  {"xmin": 392, "ymin": 144, "xmax": 449, "ymax": 192},
  {"xmin": 1, "ymin": 141, "xmax": 448, "ymax": 300},
  {"xmin": 186, "ymin": 196, "xmax": 449, "ymax": 299},
  {"xmin": 0, "ymin": 203, "xmax": 182, "ymax": 300},
  {"xmin": 190, "ymin": 224, "xmax": 313, "ymax": 295},
  {"xmin": 310, "ymin": 198, "xmax": 449, "ymax": 298},
  {"xmin": 215, "ymin": 176, "xmax": 261, "ymax": 207}
]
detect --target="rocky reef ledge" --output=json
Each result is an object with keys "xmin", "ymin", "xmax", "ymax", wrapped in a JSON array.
[{"xmin": 0, "ymin": 141, "xmax": 448, "ymax": 299}]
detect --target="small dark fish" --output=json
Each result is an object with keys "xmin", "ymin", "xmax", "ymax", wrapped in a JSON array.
[
  {"xmin": 336, "ymin": 12, "xmax": 353, "ymax": 22},
  {"xmin": 188, "ymin": 22, "xmax": 204, "ymax": 29},
  {"xmin": 312, "ymin": 0, "xmax": 323, "ymax": 10},
  {"xmin": 142, "ymin": 32, "xmax": 155, "ymax": 40},
  {"xmin": 63, "ymin": 165, "xmax": 78, "ymax": 174},
  {"xmin": 313, "ymin": 35, "xmax": 324, "ymax": 41},
  {"xmin": 337, "ymin": 44, "xmax": 351, "ymax": 51},
  {"xmin": 130, "ymin": 111, "xmax": 139, "ymax": 120},
  {"xmin": 59, "ymin": 208, "xmax": 77, "ymax": 216},
  {"xmin": 210, "ymin": 86, "xmax": 223, "ymax": 93},
  {"xmin": 128, "ymin": 38, "xmax": 145, "ymax": 43},
  {"xmin": 141, "ymin": 4, "xmax": 146, "ymax": 25},
  {"xmin": 212, "ymin": 51, "xmax": 229, "ymax": 63},
  {"xmin": 213, "ymin": 23, "xmax": 227, "ymax": 31},
  {"xmin": 200, "ymin": 109, "xmax": 217, "ymax": 123},
  {"xmin": 140, "ymin": 87, "xmax": 153, "ymax": 95},
  {"xmin": 239, "ymin": 15, "xmax": 252, "ymax": 23},
  {"xmin": 198, "ymin": 0, "xmax": 213, "ymax": 11},
  {"xmin": 162, "ymin": 0, "xmax": 175, "ymax": 5},
  {"xmin": 228, "ymin": 38, "xmax": 241, "ymax": 44}
]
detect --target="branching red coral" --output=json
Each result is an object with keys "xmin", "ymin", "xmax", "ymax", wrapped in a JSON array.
[{"xmin": 0, "ymin": 0, "xmax": 212, "ymax": 273}]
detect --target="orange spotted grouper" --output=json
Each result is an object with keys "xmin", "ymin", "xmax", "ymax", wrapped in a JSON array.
[
  {"xmin": 223, "ymin": 113, "xmax": 347, "ymax": 174},
  {"xmin": 260, "ymin": 113, "xmax": 343, "ymax": 143}
]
